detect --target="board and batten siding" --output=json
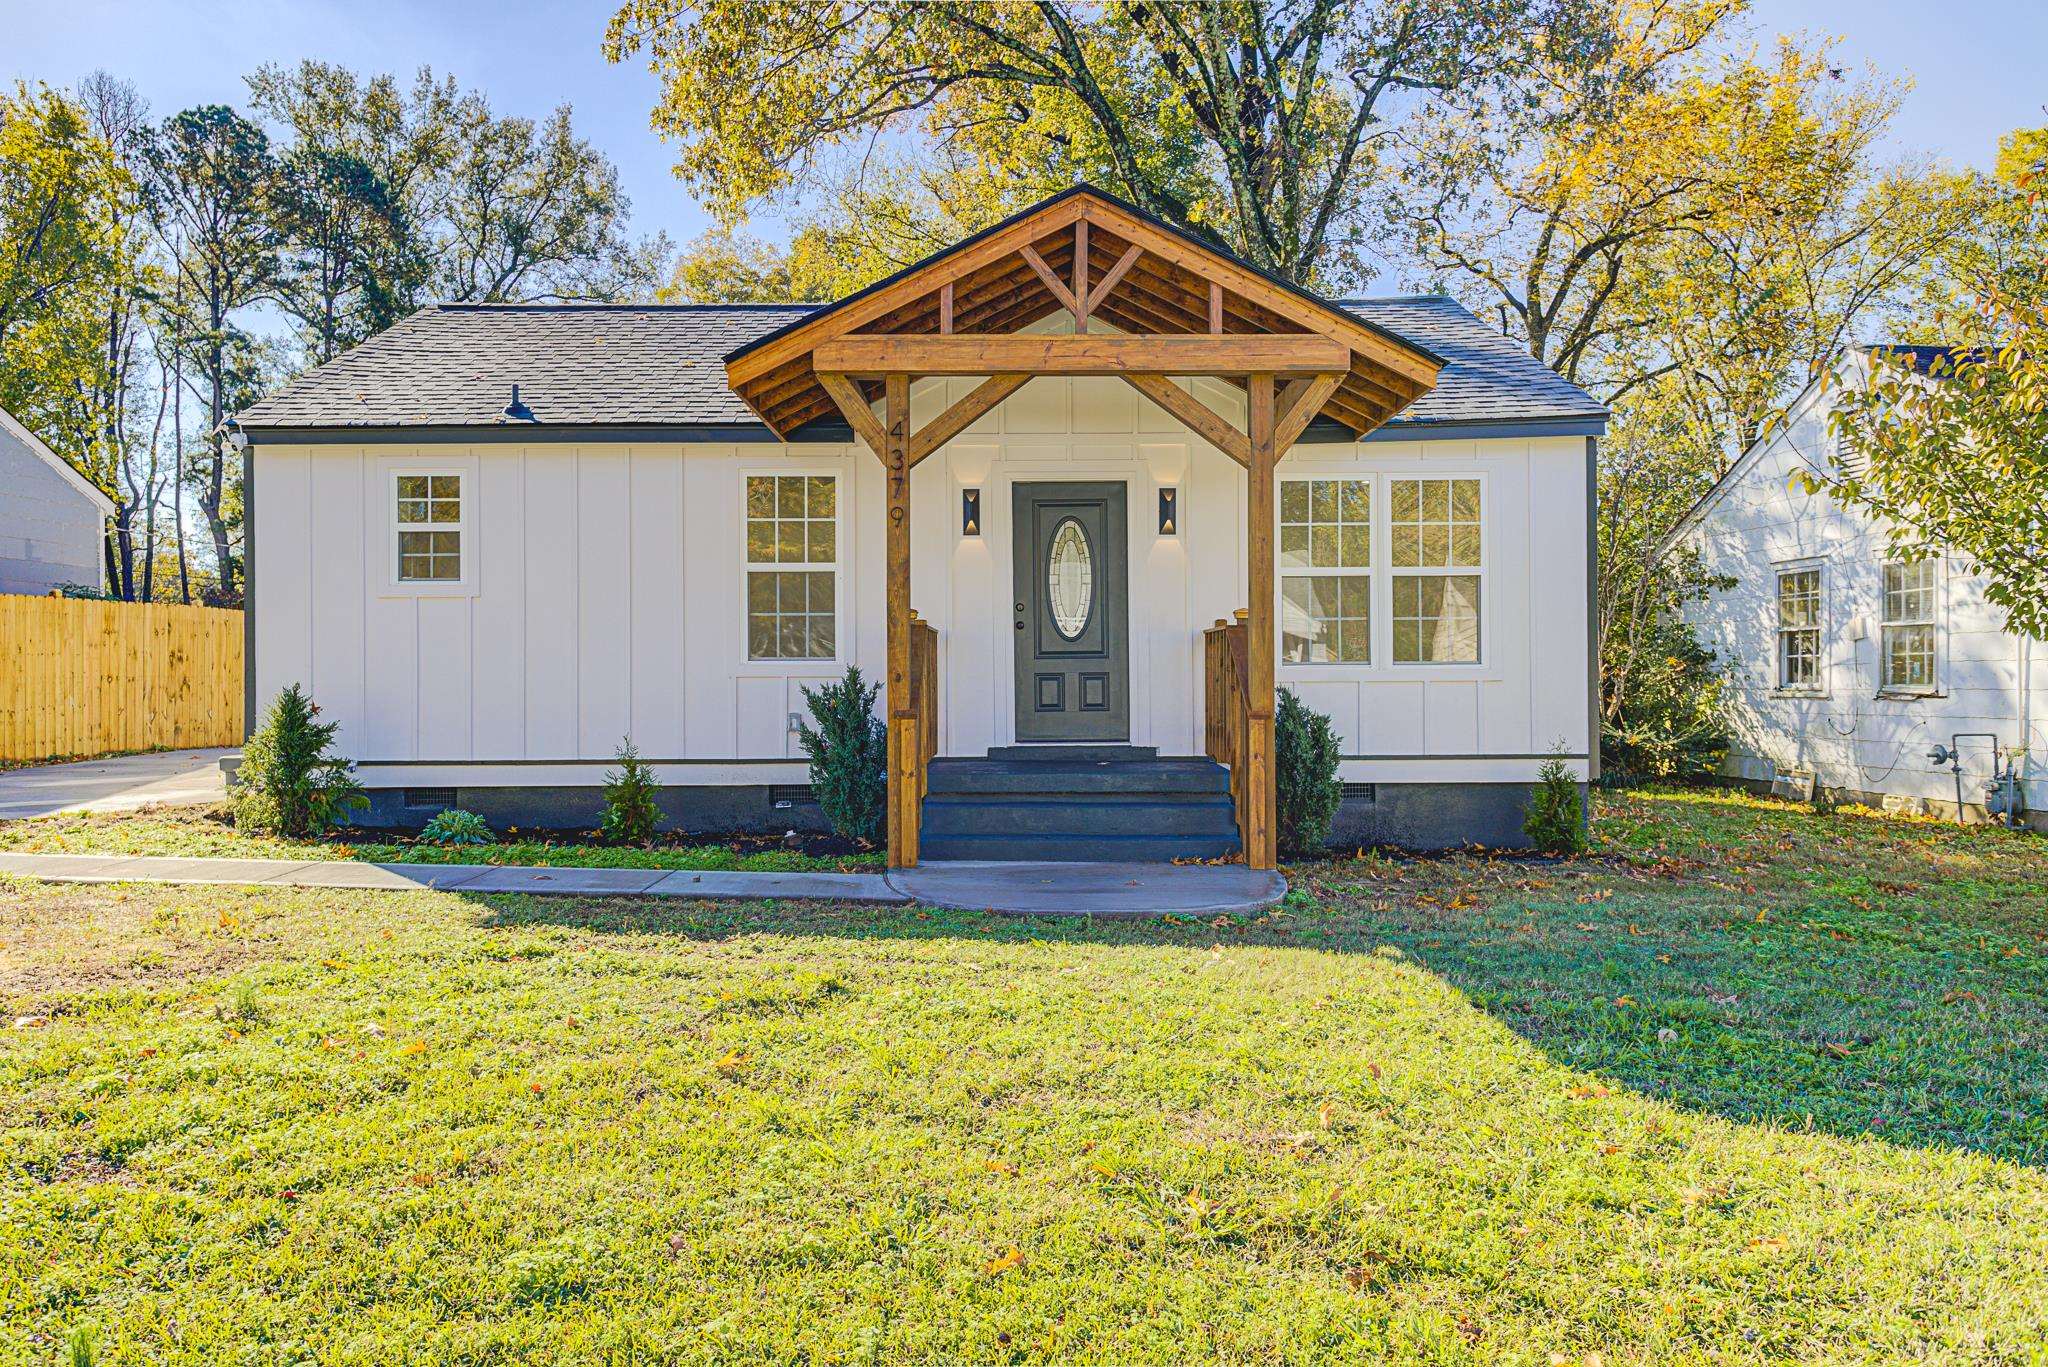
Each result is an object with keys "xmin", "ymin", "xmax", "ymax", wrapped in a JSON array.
[
  {"xmin": 252, "ymin": 376, "xmax": 1591, "ymax": 786},
  {"xmin": 1680, "ymin": 379, "xmax": 2045, "ymax": 811}
]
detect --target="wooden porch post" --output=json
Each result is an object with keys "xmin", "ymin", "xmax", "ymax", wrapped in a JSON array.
[
  {"xmin": 1244, "ymin": 372, "xmax": 1278, "ymax": 870},
  {"xmin": 884, "ymin": 373, "xmax": 918, "ymax": 868}
]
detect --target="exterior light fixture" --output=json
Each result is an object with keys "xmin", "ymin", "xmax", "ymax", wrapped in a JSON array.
[
  {"xmin": 962, "ymin": 487, "xmax": 981, "ymax": 536},
  {"xmin": 1158, "ymin": 487, "xmax": 1178, "ymax": 535}
]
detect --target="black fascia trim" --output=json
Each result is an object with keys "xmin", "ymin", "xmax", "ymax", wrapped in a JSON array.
[
  {"xmin": 1358, "ymin": 416, "xmax": 1608, "ymax": 442},
  {"xmin": 719, "ymin": 182, "xmax": 1447, "ymax": 371},
  {"xmin": 238, "ymin": 422, "xmax": 785, "ymax": 446}
]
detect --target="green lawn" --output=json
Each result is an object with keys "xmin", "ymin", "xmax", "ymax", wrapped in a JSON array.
[
  {"xmin": 4, "ymin": 788, "xmax": 2046, "ymax": 1363},
  {"xmin": 0, "ymin": 805, "xmax": 882, "ymax": 873}
]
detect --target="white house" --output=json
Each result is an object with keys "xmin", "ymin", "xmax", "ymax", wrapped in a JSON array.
[
  {"xmin": 1670, "ymin": 347, "xmax": 2043, "ymax": 827},
  {"xmin": 0, "ymin": 404, "xmax": 112, "ymax": 597},
  {"xmin": 233, "ymin": 187, "xmax": 1604, "ymax": 865}
]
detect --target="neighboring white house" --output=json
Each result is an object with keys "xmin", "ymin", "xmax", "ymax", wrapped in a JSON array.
[
  {"xmin": 233, "ymin": 187, "xmax": 1604, "ymax": 856},
  {"xmin": 0, "ymin": 404, "xmax": 112, "ymax": 597},
  {"xmin": 1669, "ymin": 347, "xmax": 2044, "ymax": 828}
]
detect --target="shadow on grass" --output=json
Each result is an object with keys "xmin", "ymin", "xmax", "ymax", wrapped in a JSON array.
[{"xmin": 464, "ymin": 814, "xmax": 2048, "ymax": 1168}]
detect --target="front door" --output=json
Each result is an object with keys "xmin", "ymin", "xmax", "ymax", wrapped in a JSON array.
[{"xmin": 1012, "ymin": 481, "xmax": 1129, "ymax": 742}]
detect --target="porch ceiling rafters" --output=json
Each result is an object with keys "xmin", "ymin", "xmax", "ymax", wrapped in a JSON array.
[{"xmin": 720, "ymin": 185, "xmax": 1444, "ymax": 876}]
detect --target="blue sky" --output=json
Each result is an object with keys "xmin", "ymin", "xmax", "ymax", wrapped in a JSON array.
[{"xmin": 5, "ymin": 0, "xmax": 2043, "ymax": 257}]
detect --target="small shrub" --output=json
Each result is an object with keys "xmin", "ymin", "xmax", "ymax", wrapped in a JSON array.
[
  {"xmin": 1524, "ymin": 744, "xmax": 1588, "ymax": 855},
  {"xmin": 795, "ymin": 666, "xmax": 888, "ymax": 845},
  {"xmin": 1275, "ymin": 687, "xmax": 1342, "ymax": 856},
  {"xmin": 600, "ymin": 737, "xmax": 661, "ymax": 844},
  {"xmin": 420, "ymin": 809, "xmax": 494, "ymax": 846},
  {"xmin": 233, "ymin": 683, "xmax": 367, "ymax": 836}
]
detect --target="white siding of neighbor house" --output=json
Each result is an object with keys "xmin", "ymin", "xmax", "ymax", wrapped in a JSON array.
[
  {"xmin": 253, "ymin": 375, "xmax": 1591, "ymax": 786},
  {"xmin": 0, "ymin": 416, "xmax": 107, "ymax": 597},
  {"xmin": 1679, "ymin": 377, "xmax": 2046, "ymax": 813}
]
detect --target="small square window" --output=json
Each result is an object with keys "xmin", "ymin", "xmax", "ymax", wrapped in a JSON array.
[{"xmin": 396, "ymin": 472, "xmax": 461, "ymax": 583}]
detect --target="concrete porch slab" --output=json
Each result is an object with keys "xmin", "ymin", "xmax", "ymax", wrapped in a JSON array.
[
  {"xmin": 886, "ymin": 860, "xmax": 1287, "ymax": 918},
  {"xmin": 645, "ymin": 868, "xmax": 907, "ymax": 903}
]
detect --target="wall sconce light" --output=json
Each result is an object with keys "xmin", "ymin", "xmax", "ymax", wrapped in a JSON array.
[
  {"xmin": 1158, "ymin": 486, "xmax": 1179, "ymax": 536},
  {"xmin": 962, "ymin": 487, "xmax": 981, "ymax": 536}
]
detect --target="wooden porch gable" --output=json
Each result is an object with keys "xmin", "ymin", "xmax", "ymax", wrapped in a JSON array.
[{"xmin": 721, "ymin": 185, "xmax": 1442, "ymax": 872}]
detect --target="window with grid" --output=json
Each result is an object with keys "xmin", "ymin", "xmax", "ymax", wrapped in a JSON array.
[
  {"xmin": 1881, "ymin": 559, "xmax": 1936, "ymax": 690},
  {"xmin": 745, "ymin": 474, "xmax": 837, "ymax": 660},
  {"xmin": 1776, "ymin": 568, "xmax": 1822, "ymax": 689},
  {"xmin": 396, "ymin": 473, "xmax": 461, "ymax": 581},
  {"xmin": 1389, "ymin": 477, "xmax": 1481, "ymax": 663},
  {"xmin": 1280, "ymin": 478, "xmax": 1370, "ymax": 662}
]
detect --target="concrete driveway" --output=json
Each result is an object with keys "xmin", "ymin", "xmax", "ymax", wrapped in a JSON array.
[{"xmin": 0, "ymin": 748, "xmax": 233, "ymax": 820}]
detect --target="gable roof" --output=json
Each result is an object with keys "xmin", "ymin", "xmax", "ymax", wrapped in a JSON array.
[
  {"xmin": 0, "ymin": 404, "xmax": 115, "ymax": 516},
  {"xmin": 234, "ymin": 295, "xmax": 1602, "ymax": 441},
  {"xmin": 717, "ymin": 183, "xmax": 1447, "ymax": 439}
]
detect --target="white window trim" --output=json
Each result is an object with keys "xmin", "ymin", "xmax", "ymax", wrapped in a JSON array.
[
  {"xmin": 1772, "ymin": 558, "xmax": 1827, "ymax": 696},
  {"xmin": 1385, "ymin": 471, "xmax": 1488, "ymax": 671},
  {"xmin": 1277, "ymin": 473, "xmax": 1373, "ymax": 666},
  {"xmin": 739, "ymin": 465, "xmax": 848, "ymax": 671},
  {"xmin": 1877, "ymin": 555, "xmax": 1943, "ymax": 696},
  {"xmin": 382, "ymin": 460, "xmax": 477, "ymax": 597},
  {"xmin": 1270, "ymin": 466, "xmax": 1493, "ymax": 678}
]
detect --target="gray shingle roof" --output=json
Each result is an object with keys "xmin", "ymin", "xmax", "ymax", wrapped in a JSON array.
[
  {"xmin": 1342, "ymin": 296, "xmax": 1606, "ymax": 429},
  {"xmin": 235, "ymin": 296, "xmax": 1603, "ymax": 434}
]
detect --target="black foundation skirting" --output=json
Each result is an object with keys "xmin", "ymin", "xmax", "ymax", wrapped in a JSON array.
[
  {"xmin": 356, "ymin": 784, "xmax": 833, "ymax": 835},
  {"xmin": 1325, "ymin": 780, "xmax": 1572, "ymax": 851}
]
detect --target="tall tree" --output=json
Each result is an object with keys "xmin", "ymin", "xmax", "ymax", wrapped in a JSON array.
[
  {"xmin": 0, "ymin": 82, "xmax": 130, "ymax": 443},
  {"xmin": 605, "ymin": 0, "xmax": 1599, "ymax": 289},
  {"xmin": 246, "ymin": 63, "xmax": 456, "ymax": 360},
  {"xmin": 1817, "ymin": 129, "xmax": 2048, "ymax": 638},
  {"xmin": 143, "ymin": 105, "xmax": 279, "ymax": 601}
]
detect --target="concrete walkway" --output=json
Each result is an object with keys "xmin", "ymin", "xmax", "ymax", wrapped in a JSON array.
[
  {"xmin": 0, "ymin": 748, "xmax": 232, "ymax": 819},
  {"xmin": 0, "ymin": 851, "xmax": 1286, "ymax": 916},
  {"xmin": 0, "ymin": 852, "xmax": 908, "ymax": 903},
  {"xmin": 887, "ymin": 860, "xmax": 1287, "ymax": 917}
]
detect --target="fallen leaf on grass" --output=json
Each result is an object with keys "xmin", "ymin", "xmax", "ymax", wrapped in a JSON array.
[
  {"xmin": 713, "ymin": 1049, "xmax": 752, "ymax": 1076},
  {"xmin": 983, "ymin": 1246, "xmax": 1024, "ymax": 1276},
  {"xmin": 985, "ymin": 1159, "xmax": 1018, "ymax": 1176},
  {"xmin": 1750, "ymin": 1236, "xmax": 1787, "ymax": 1252},
  {"xmin": 1317, "ymin": 1101, "xmax": 1336, "ymax": 1129},
  {"xmin": 400, "ymin": 1040, "xmax": 428, "ymax": 1057},
  {"xmin": 1567, "ymin": 1084, "xmax": 1610, "ymax": 1100},
  {"xmin": 11, "ymin": 1016, "xmax": 48, "ymax": 1030}
]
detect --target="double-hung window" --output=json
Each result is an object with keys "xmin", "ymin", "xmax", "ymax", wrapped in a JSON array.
[
  {"xmin": 1389, "ymin": 477, "xmax": 1482, "ymax": 663},
  {"xmin": 1776, "ymin": 568, "xmax": 1823, "ymax": 690},
  {"xmin": 745, "ymin": 473, "xmax": 837, "ymax": 660},
  {"xmin": 1881, "ymin": 559, "xmax": 1937, "ymax": 691},
  {"xmin": 1280, "ymin": 478, "xmax": 1371, "ymax": 662},
  {"xmin": 396, "ymin": 473, "xmax": 462, "ymax": 582}
]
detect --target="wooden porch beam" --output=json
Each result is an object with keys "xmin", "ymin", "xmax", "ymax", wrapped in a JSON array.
[
  {"xmin": 1083, "ymin": 243, "xmax": 1144, "ymax": 316},
  {"xmin": 813, "ymin": 333, "xmax": 1351, "ymax": 377},
  {"xmin": 908, "ymin": 373, "xmax": 1031, "ymax": 466},
  {"xmin": 1072, "ymin": 220, "xmax": 1090, "ymax": 329},
  {"xmin": 1275, "ymin": 372, "xmax": 1346, "ymax": 454},
  {"xmin": 1018, "ymin": 244, "xmax": 1081, "ymax": 315},
  {"xmin": 884, "ymin": 374, "xmax": 918, "ymax": 869},
  {"xmin": 816, "ymin": 370, "xmax": 889, "ymax": 459},
  {"xmin": 1119, "ymin": 373, "xmax": 1250, "ymax": 467},
  {"xmin": 1243, "ymin": 372, "xmax": 1278, "ymax": 871}
]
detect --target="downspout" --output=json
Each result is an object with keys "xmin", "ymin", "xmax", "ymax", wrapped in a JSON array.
[
  {"xmin": 1586, "ymin": 435, "xmax": 1601, "ymax": 785},
  {"xmin": 221, "ymin": 418, "xmax": 255, "ymax": 740}
]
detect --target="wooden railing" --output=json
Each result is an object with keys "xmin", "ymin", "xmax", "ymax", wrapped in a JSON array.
[
  {"xmin": 1203, "ymin": 612, "xmax": 1253, "ymax": 858},
  {"xmin": 908, "ymin": 613, "xmax": 939, "ymax": 805}
]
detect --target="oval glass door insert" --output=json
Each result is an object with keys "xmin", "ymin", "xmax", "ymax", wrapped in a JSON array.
[{"xmin": 1047, "ymin": 517, "xmax": 1094, "ymax": 639}]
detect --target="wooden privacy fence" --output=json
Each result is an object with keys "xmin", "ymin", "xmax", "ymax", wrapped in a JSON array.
[{"xmin": 0, "ymin": 595, "xmax": 243, "ymax": 762}]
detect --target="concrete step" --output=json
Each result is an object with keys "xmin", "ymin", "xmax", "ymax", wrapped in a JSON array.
[
  {"xmin": 922, "ymin": 793, "xmax": 1238, "ymax": 838},
  {"xmin": 918, "ymin": 831, "xmax": 1242, "ymax": 863},
  {"xmin": 982, "ymin": 743, "xmax": 1160, "ymax": 764},
  {"xmin": 926, "ymin": 757, "xmax": 1230, "ymax": 797}
]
